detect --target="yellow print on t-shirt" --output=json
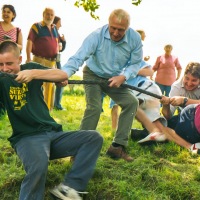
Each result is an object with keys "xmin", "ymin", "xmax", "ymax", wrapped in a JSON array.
[{"xmin": 9, "ymin": 83, "xmax": 28, "ymax": 110}]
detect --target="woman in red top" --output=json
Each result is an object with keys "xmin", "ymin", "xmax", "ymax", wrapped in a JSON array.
[
  {"xmin": 0, "ymin": 4, "xmax": 23, "ymax": 50},
  {"xmin": 152, "ymin": 44, "xmax": 182, "ymax": 96},
  {"xmin": 0, "ymin": 4, "xmax": 23, "ymax": 117}
]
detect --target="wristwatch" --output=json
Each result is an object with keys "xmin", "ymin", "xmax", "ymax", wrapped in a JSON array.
[{"xmin": 182, "ymin": 97, "xmax": 188, "ymax": 107}]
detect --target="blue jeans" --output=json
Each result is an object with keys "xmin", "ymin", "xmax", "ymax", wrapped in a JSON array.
[
  {"xmin": 175, "ymin": 104, "xmax": 200, "ymax": 144},
  {"xmin": 54, "ymin": 61, "xmax": 64, "ymax": 109},
  {"xmin": 155, "ymin": 82, "xmax": 171, "ymax": 96},
  {"xmin": 14, "ymin": 130, "xmax": 103, "ymax": 200}
]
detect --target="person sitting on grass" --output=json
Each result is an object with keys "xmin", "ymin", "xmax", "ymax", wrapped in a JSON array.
[
  {"xmin": 161, "ymin": 104, "xmax": 200, "ymax": 155},
  {"xmin": 0, "ymin": 40, "xmax": 103, "ymax": 200},
  {"xmin": 110, "ymin": 60, "xmax": 167, "ymax": 143},
  {"xmin": 161, "ymin": 62, "xmax": 200, "ymax": 129}
]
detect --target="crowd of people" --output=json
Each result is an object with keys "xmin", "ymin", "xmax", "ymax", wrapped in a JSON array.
[{"xmin": 0, "ymin": 4, "xmax": 200, "ymax": 200}]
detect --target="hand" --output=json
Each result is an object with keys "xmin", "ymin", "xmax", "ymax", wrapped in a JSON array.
[
  {"xmin": 108, "ymin": 75, "xmax": 126, "ymax": 88},
  {"xmin": 56, "ymin": 80, "xmax": 68, "ymax": 87},
  {"xmin": 15, "ymin": 70, "xmax": 34, "ymax": 83},
  {"xmin": 60, "ymin": 34, "xmax": 65, "ymax": 41},
  {"xmin": 170, "ymin": 96, "xmax": 184, "ymax": 106},
  {"xmin": 160, "ymin": 95, "xmax": 170, "ymax": 105},
  {"xmin": 144, "ymin": 56, "xmax": 150, "ymax": 61}
]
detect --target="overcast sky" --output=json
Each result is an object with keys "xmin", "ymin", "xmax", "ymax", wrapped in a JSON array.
[{"xmin": 1, "ymin": 0, "xmax": 200, "ymax": 76}]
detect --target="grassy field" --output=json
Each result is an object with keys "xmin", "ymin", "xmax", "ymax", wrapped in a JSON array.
[{"xmin": 1, "ymin": 83, "xmax": 200, "ymax": 200}]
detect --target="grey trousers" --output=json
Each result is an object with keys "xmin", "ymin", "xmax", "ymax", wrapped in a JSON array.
[{"xmin": 80, "ymin": 66, "xmax": 138, "ymax": 146}]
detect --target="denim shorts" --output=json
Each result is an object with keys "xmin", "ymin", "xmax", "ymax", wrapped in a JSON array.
[{"xmin": 175, "ymin": 104, "xmax": 200, "ymax": 144}]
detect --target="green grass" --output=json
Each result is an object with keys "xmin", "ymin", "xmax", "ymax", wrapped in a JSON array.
[{"xmin": 1, "ymin": 84, "xmax": 200, "ymax": 200}]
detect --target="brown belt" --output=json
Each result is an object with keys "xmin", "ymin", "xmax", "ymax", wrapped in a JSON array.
[{"xmin": 34, "ymin": 55, "xmax": 56, "ymax": 61}]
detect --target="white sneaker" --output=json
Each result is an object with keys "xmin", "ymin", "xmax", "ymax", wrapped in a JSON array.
[
  {"xmin": 137, "ymin": 132, "xmax": 167, "ymax": 143},
  {"xmin": 189, "ymin": 143, "xmax": 200, "ymax": 154},
  {"xmin": 50, "ymin": 183, "xmax": 86, "ymax": 200}
]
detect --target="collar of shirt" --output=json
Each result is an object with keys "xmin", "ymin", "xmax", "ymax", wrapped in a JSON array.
[{"xmin": 41, "ymin": 21, "xmax": 55, "ymax": 29}]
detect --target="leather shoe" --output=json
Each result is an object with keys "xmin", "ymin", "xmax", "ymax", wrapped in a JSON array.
[{"xmin": 106, "ymin": 145, "xmax": 133, "ymax": 162}]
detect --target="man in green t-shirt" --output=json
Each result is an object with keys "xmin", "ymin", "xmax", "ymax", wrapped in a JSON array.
[{"xmin": 0, "ymin": 41, "xmax": 103, "ymax": 200}]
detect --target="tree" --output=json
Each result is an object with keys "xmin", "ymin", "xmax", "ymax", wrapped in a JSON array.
[{"xmin": 74, "ymin": 0, "xmax": 142, "ymax": 19}]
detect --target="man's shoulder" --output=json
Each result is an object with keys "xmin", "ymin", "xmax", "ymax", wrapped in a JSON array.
[{"xmin": 127, "ymin": 28, "xmax": 141, "ymax": 38}]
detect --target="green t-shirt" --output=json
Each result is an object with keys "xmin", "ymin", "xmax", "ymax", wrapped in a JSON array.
[{"xmin": 0, "ymin": 62, "xmax": 62, "ymax": 147}]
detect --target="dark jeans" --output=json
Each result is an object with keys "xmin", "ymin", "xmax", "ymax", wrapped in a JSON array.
[
  {"xmin": 54, "ymin": 61, "xmax": 64, "ymax": 109},
  {"xmin": 174, "ymin": 104, "xmax": 200, "ymax": 144},
  {"xmin": 155, "ymin": 82, "xmax": 171, "ymax": 96}
]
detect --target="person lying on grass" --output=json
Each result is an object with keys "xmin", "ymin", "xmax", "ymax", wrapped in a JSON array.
[
  {"xmin": 161, "ymin": 103, "xmax": 200, "ymax": 154},
  {"xmin": 109, "ymin": 61, "xmax": 168, "ymax": 143},
  {"xmin": 0, "ymin": 40, "xmax": 103, "ymax": 200}
]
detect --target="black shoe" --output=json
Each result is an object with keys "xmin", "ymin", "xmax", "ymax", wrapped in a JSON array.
[
  {"xmin": 54, "ymin": 107, "xmax": 66, "ymax": 111},
  {"xmin": 130, "ymin": 128, "xmax": 148, "ymax": 141}
]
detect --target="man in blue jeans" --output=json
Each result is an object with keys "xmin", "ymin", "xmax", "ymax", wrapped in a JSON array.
[
  {"xmin": 62, "ymin": 9, "xmax": 143, "ymax": 162},
  {"xmin": 0, "ymin": 41, "xmax": 103, "ymax": 200}
]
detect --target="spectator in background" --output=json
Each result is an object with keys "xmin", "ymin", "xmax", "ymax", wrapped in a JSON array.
[
  {"xmin": 0, "ymin": 4, "xmax": 23, "ymax": 117},
  {"xmin": 161, "ymin": 62, "xmax": 200, "ymax": 129},
  {"xmin": 152, "ymin": 44, "xmax": 182, "ymax": 96},
  {"xmin": 53, "ymin": 16, "xmax": 66, "ymax": 111},
  {"xmin": 0, "ymin": 4, "xmax": 23, "ymax": 49},
  {"xmin": 26, "ymin": 7, "xmax": 59, "ymax": 111},
  {"xmin": 136, "ymin": 29, "xmax": 150, "ymax": 61},
  {"xmin": 62, "ymin": 9, "xmax": 143, "ymax": 162}
]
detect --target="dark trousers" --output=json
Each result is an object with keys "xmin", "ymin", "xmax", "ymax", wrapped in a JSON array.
[{"xmin": 54, "ymin": 61, "xmax": 64, "ymax": 109}]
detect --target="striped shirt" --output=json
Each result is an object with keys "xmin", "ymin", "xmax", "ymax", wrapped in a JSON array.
[{"xmin": 0, "ymin": 22, "xmax": 19, "ymax": 42}]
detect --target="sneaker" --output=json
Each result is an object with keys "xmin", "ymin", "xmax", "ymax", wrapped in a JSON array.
[
  {"xmin": 189, "ymin": 143, "xmax": 200, "ymax": 154},
  {"xmin": 137, "ymin": 132, "xmax": 167, "ymax": 144},
  {"xmin": 50, "ymin": 183, "xmax": 87, "ymax": 200},
  {"xmin": 106, "ymin": 145, "xmax": 133, "ymax": 162},
  {"xmin": 130, "ymin": 128, "xmax": 148, "ymax": 141}
]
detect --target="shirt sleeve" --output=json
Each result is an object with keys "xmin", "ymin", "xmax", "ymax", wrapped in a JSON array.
[
  {"xmin": 62, "ymin": 32, "xmax": 98, "ymax": 78},
  {"xmin": 152, "ymin": 56, "xmax": 161, "ymax": 71},
  {"xmin": 174, "ymin": 57, "xmax": 182, "ymax": 69},
  {"xmin": 27, "ymin": 24, "xmax": 38, "ymax": 42}
]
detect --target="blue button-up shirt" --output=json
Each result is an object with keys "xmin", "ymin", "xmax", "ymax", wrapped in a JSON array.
[{"xmin": 62, "ymin": 24, "xmax": 143, "ymax": 80}]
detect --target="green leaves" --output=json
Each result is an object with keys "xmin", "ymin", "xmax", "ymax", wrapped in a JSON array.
[
  {"xmin": 74, "ymin": 0, "xmax": 143, "ymax": 19},
  {"xmin": 74, "ymin": 0, "xmax": 100, "ymax": 20},
  {"xmin": 132, "ymin": 0, "xmax": 142, "ymax": 6}
]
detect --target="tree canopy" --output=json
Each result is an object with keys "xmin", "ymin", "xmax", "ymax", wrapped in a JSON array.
[{"xmin": 74, "ymin": 0, "xmax": 142, "ymax": 19}]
